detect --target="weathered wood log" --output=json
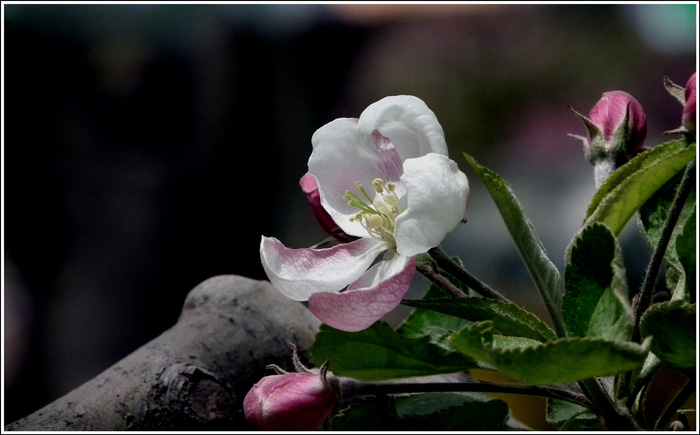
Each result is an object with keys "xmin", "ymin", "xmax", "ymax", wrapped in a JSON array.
[{"xmin": 5, "ymin": 275, "xmax": 321, "ymax": 430}]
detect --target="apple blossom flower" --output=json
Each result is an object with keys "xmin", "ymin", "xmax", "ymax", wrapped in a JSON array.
[
  {"xmin": 260, "ymin": 95, "xmax": 469, "ymax": 332},
  {"xmin": 569, "ymin": 91, "xmax": 647, "ymax": 188},
  {"xmin": 243, "ymin": 371, "xmax": 337, "ymax": 431},
  {"xmin": 682, "ymin": 72, "xmax": 696, "ymax": 134}
]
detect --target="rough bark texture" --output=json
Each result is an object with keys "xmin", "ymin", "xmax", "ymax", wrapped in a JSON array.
[{"xmin": 5, "ymin": 275, "xmax": 321, "ymax": 431}]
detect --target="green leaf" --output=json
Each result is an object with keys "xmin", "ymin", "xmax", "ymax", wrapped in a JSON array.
[
  {"xmin": 394, "ymin": 392, "xmax": 511, "ymax": 430},
  {"xmin": 330, "ymin": 393, "xmax": 511, "ymax": 431},
  {"xmin": 586, "ymin": 139, "xmax": 688, "ymax": 220},
  {"xmin": 562, "ymin": 223, "xmax": 633, "ymax": 341},
  {"xmin": 402, "ymin": 297, "xmax": 556, "ymax": 342},
  {"xmin": 398, "ymin": 283, "xmax": 472, "ymax": 339},
  {"xmin": 546, "ymin": 399, "xmax": 601, "ymax": 430},
  {"xmin": 638, "ymin": 169, "xmax": 696, "ymax": 273},
  {"xmin": 583, "ymin": 140, "xmax": 696, "ymax": 236},
  {"xmin": 674, "ymin": 207, "xmax": 696, "ymax": 300},
  {"xmin": 330, "ymin": 395, "xmax": 399, "ymax": 431},
  {"xmin": 451, "ymin": 321, "xmax": 650, "ymax": 384},
  {"xmin": 310, "ymin": 322, "xmax": 475, "ymax": 380},
  {"xmin": 463, "ymin": 153, "xmax": 562, "ymax": 332},
  {"xmin": 640, "ymin": 300, "xmax": 696, "ymax": 369}
]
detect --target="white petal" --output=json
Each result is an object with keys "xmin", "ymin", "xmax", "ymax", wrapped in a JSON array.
[
  {"xmin": 393, "ymin": 153, "xmax": 469, "ymax": 257},
  {"xmin": 358, "ymin": 95, "xmax": 448, "ymax": 160},
  {"xmin": 308, "ymin": 254, "xmax": 415, "ymax": 332},
  {"xmin": 309, "ymin": 119, "xmax": 404, "ymax": 238},
  {"xmin": 260, "ymin": 236, "xmax": 387, "ymax": 301}
]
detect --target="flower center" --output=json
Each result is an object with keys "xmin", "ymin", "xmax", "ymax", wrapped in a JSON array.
[{"xmin": 344, "ymin": 178, "xmax": 402, "ymax": 244}]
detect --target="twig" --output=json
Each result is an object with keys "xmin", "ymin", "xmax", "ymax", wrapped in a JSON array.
[
  {"xmin": 428, "ymin": 247, "xmax": 511, "ymax": 303},
  {"xmin": 633, "ymin": 160, "xmax": 696, "ymax": 343},
  {"xmin": 415, "ymin": 261, "xmax": 467, "ymax": 299}
]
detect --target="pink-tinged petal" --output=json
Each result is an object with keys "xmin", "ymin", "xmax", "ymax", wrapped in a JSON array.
[
  {"xmin": 309, "ymin": 118, "xmax": 405, "ymax": 237},
  {"xmin": 260, "ymin": 236, "xmax": 387, "ymax": 301},
  {"xmin": 685, "ymin": 72, "xmax": 696, "ymax": 102},
  {"xmin": 370, "ymin": 129, "xmax": 405, "ymax": 187},
  {"xmin": 308, "ymin": 255, "xmax": 416, "ymax": 332},
  {"xmin": 299, "ymin": 172, "xmax": 349, "ymax": 240},
  {"xmin": 394, "ymin": 154, "xmax": 469, "ymax": 257},
  {"xmin": 243, "ymin": 373, "xmax": 336, "ymax": 431},
  {"xmin": 358, "ymin": 95, "xmax": 448, "ymax": 160}
]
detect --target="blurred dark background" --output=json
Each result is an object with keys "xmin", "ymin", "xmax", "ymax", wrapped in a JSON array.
[{"xmin": 3, "ymin": 3, "xmax": 696, "ymax": 429}]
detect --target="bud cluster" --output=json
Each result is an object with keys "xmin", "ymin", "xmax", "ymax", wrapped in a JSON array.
[{"xmin": 569, "ymin": 72, "xmax": 696, "ymax": 189}]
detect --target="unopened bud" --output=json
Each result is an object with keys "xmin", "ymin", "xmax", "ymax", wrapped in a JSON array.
[
  {"xmin": 663, "ymin": 73, "xmax": 696, "ymax": 138},
  {"xmin": 243, "ymin": 371, "xmax": 337, "ymax": 430},
  {"xmin": 682, "ymin": 72, "xmax": 696, "ymax": 134},
  {"xmin": 569, "ymin": 91, "xmax": 647, "ymax": 188}
]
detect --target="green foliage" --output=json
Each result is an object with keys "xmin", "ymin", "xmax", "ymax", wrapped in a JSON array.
[
  {"xmin": 463, "ymin": 152, "xmax": 563, "ymax": 333},
  {"xmin": 397, "ymin": 280, "xmax": 473, "ymax": 339},
  {"xmin": 639, "ymin": 169, "xmax": 696, "ymax": 270},
  {"xmin": 310, "ymin": 322, "xmax": 475, "ymax": 380},
  {"xmin": 402, "ymin": 297, "xmax": 556, "ymax": 342},
  {"xmin": 640, "ymin": 300, "xmax": 696, "ymax": 369},
  {"xmin": 329, "ymin": 395, "xmax": 399, "ymax": 431},
  {"xmin": 562, "ymin": 223, "xmax": 633, "ymax": 341},
  {"xmin": 451, "ymin": 321, "xmax": 650, "ymax": 384},
  {"xmin": 674, "ymin": 207, "xmax": 697, "ymax": 301},
  {"xmin": 583, "ymin": 140, "xmax": 696, "ymax": 236},
  {"xmin": 546, "ymin": 399, "xmax": 601, "ymax": 430},
  {"xmin": 330, "ymin": 392, "xmax": 511, "ymax": 431},
  {"xmin": 638, "ymin": 162, "xmax": 697, "ymax": 300},
  {"xmin": 304, "ymin": 137, "xmax": 695, "ymax": 432}
]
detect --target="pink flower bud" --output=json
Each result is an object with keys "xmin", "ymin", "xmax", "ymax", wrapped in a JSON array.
[
  {"xmin": 569, "ymin": 91, "xmax": 648, "ymax": 189},
  {"xmin": 243, "ymin": 372, "xmax": 336, "ymax": 431},
  {"xmin": 682, "ymin": 72, "xmax": 696, "ymax": 133},
  {"xmin": 300, "ymin": 173, "xmax": 350, "ymax": 241},
  {"xmin": 587, "ymin": 91, "xmax": 647, "ymax": 157}
]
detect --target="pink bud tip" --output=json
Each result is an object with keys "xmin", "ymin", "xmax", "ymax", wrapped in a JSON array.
[
  {"xmin": 682, "ymin": 72, "xmax": 696, "ymax": 133},
  {"xmin": 243, "ymin": 372, "xmax": 336, "ymax": 431},
  {"xmin": 588, "ymin": 91, "xmax": 647, "ymax": 155}
]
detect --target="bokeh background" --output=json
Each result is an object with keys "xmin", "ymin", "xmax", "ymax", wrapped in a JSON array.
[{"xmin": 3, "ymin": 3, "xmax": 697, "ymax": 429}]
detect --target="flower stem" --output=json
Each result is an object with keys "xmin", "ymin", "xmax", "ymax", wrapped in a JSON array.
[
  {"xmin": 578, "ymin": 377, "xmax": 641, "ymax": 430},
  {"xmin": 632, "ymin": 159, "xmax": 695, "ymax": 343},
  {"xmin": 415, "ymin": 261, "xmax": 467, "ymax": 299},
  {"xmin": 427, "ymin": 247, "xmax": 511, "ymax": 303},
  {"xmin": 339, "ymin": 373, "xmax": 592, "ymax": 409}
]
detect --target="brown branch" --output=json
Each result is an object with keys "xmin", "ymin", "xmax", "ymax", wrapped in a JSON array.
[{"xmin": 4, "ymin": 275, "xmax": 321, "ymax": 431}]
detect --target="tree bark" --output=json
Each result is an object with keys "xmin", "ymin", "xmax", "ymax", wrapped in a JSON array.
[{"xmin": 5, "ymin": 275, "xmax": 321, "ymax": 431}]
